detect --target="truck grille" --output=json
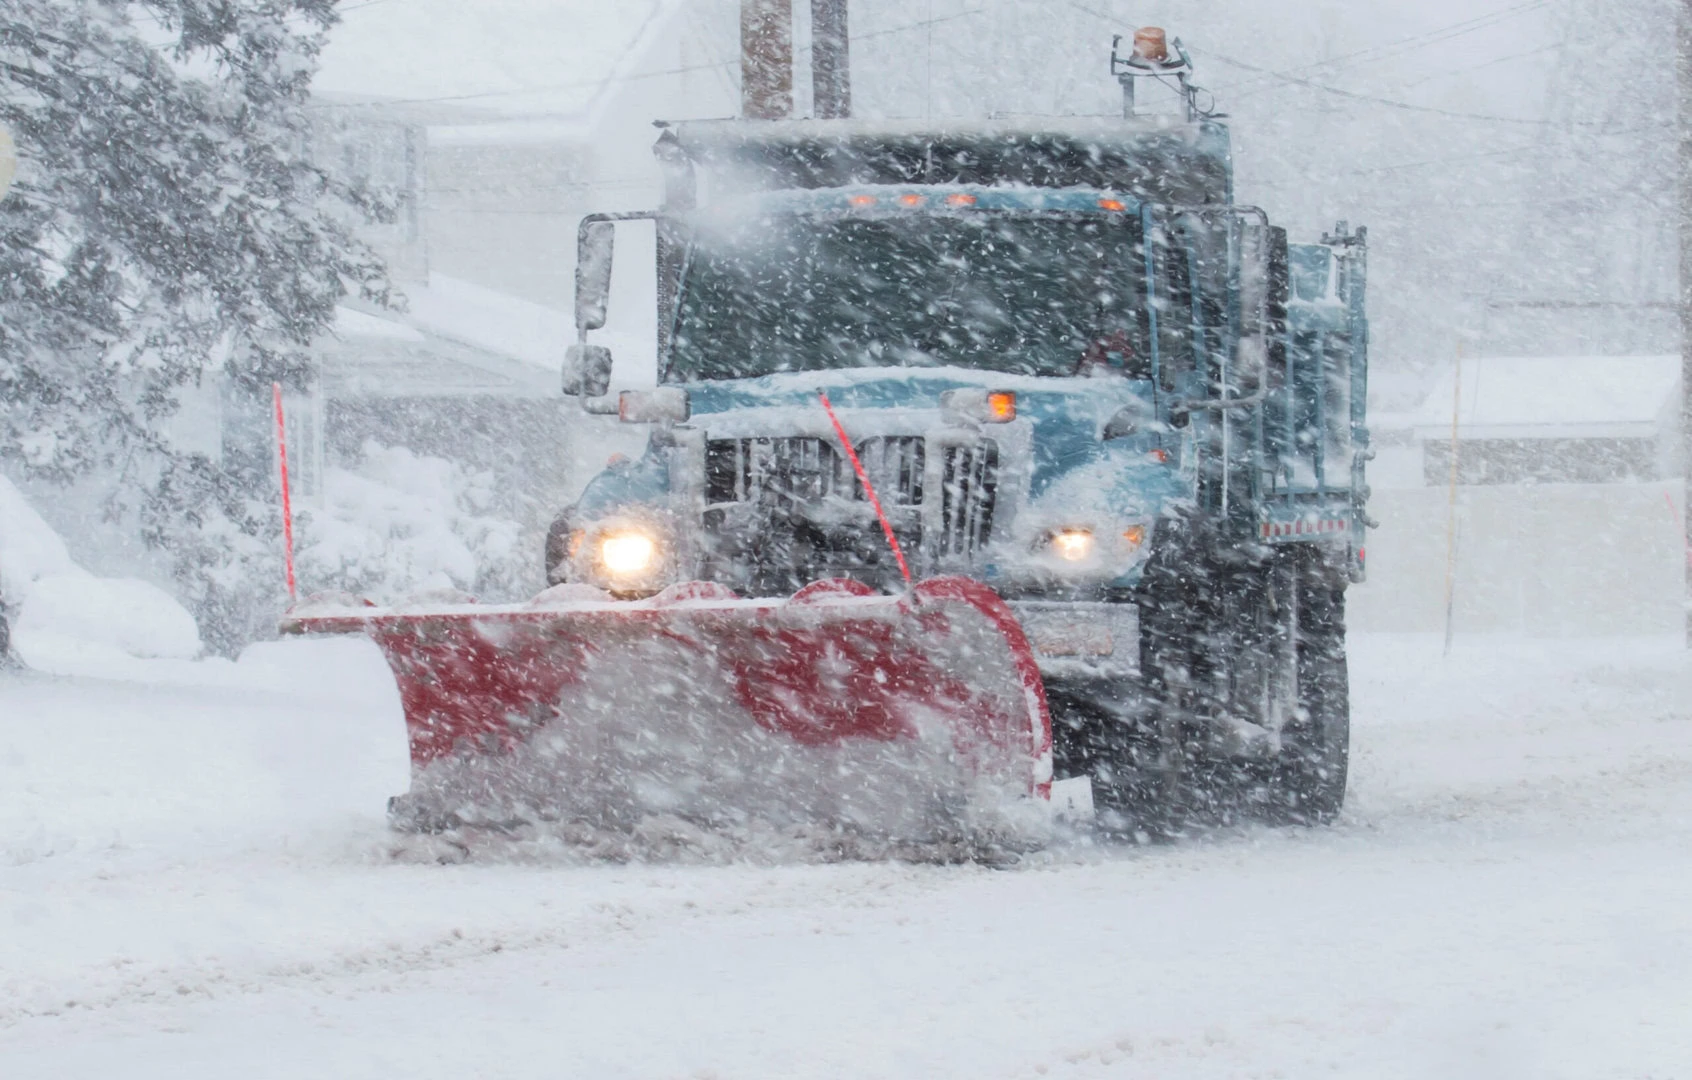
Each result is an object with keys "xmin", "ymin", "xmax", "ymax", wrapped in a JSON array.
[
  {"xmin": 938, "ymin": 442, "xmax": 1000, "ymax": 556},
  {"xmin": 705, "ymin": 437, "xmax": 842, "ymax": 506},
  {"xmin": 701, "ymin": 435, "xmax": 997, "ymax": 589},
  {"xmin": 705, "ymin": 436, "xmax": 925, "ymax": 507}
]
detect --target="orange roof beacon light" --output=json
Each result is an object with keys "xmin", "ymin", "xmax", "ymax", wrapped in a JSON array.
[
  {"xmin": 1098, "ymin": 198, "xmax": 1127, "ymax": 212},
  {"xmin": 986, "ymin": 391, "xmax": 1017, "ymax": 423},
  {"xmin": 945, "ymin": 192, "xmax": 978, "ymax": 207},
  {"xmin": 1111, "ymin": 26, "xmax": 1201, "ymax": 120},
  {"xmin": 1133, "ymin": 27, "xmax": 1169, "ymax": 64}
]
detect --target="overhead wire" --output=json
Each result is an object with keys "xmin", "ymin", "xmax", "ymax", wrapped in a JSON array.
[
  {"xmin": 337, "ymin": 0, "xmax": 403, "ymax": 14},
  {"xmin": 309, "ymin": 8, "xmax": 985, "ymax": 113},
  {"xmin": 1212, "ymin": 0, "xmax": 1553, "ymax": 97},
  {"xmin": 1062, "ymin": 0, "xmax": 1579, "ymax": 125},
  {"xmin": 1190, "ymin": 47, "xmax": 1571, "ymax": 126}
]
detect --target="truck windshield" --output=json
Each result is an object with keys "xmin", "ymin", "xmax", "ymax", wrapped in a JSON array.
[{"xmin": 667, "ymin": 211, "xmax": 1147, "ymax": 381}]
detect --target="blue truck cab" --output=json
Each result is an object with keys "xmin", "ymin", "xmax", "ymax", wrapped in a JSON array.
[{"xmin": 549, "ymin": 81, "xmax": 1369, "ymax": 825}]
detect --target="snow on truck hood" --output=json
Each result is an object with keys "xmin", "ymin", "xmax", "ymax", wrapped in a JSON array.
[
  {"xmin": 678, "ymin": 367, "xmax": 1165, "ymax": 495},
  {"xmin": 681, "ymin": 366, "xmax": 1140, "ymax": 426}
]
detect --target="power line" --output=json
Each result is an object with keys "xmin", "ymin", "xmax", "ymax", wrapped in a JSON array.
[
  {"xmin": 1391, "ymin": 41, "xmax": 1562, "ymax": 91},
  {"xmin": 1221, "ymin": 0, "xmax": 1552, "ymax": 96},
  {"xmin": 1063, "ymin": 0, "xmax": 1557, "ymax": 109},
  {"xmin": 310, "ymin": 8, "xmax": 984, "ymax": 113},
  {"xmin": 1192, "ymin": 47, "xmax": 1570, "ymax": 126}
]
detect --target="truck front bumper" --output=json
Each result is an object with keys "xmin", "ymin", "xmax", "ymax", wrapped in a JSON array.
[{"xmin": 1008, "ymin": 600, "xmax": 1140, "ymax": 681}]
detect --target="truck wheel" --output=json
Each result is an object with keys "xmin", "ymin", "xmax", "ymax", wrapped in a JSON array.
[{"xmin": 1267, "ymin": 549, "xmax": 1350, "ymax": 823}]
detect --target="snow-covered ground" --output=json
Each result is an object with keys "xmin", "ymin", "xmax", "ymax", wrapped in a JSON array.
[{"xmin": 2, "ymin": 633, "xmax": 1689, "ymax": 1078}]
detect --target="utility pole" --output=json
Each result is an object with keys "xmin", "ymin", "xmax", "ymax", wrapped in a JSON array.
[
  {"xmin": 1681, "ymin": 0, "xmax": 1692, "ymax": 645},
  {"xmin": 741, "ymin": 0, "xmax": 794, "ymax": 120}
]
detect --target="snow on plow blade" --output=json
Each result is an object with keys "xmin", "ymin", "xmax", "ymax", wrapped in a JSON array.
[{"xmin": 282, "ymin": 577, "xmax": 1052, "ymax": 842}]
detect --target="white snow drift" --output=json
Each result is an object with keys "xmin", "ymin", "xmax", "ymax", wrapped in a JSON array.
[{"xmin": 1, "ymin": 475, "xmax": 203, "ymax": 673}]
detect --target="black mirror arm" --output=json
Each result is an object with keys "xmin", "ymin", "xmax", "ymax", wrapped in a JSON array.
[{"xmin": 1170, "ymin": 386, "xmax": 1268, "ymax": 417}]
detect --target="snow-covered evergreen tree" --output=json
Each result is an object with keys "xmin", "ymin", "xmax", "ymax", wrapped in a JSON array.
[{"xmin": 0, "ymin": 0, "xmax": 389, "ymax": 650}]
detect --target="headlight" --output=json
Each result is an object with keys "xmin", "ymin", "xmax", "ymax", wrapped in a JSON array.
[
  {"xmin": 1048, "ymin": 528, "xmax": 1095, "ymax": 562},
  {"xmin": 599, "ymin": 531, "xmax": 658, "ymax": 576},
  {"xmin": 1035, "ymin": 523, "xmax": 1150, "ymax": 568}
]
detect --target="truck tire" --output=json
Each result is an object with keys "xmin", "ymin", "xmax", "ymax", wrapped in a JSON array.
[
  {"xmin": 1081, "ymin": 516, "xmax": 1207, "ymax": 838},
  {"xmin": 1267, "ymin": 549, "xmax": 1350, "ymax": 822}
]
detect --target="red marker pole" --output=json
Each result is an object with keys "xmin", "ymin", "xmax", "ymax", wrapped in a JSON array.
[
  {"xmin": 272, "ymin": 382, "xmax": 297, "ymax": 602},
  {"xmin": 819, "ymin": 392, "xmax": 912, "ymax": 590}
]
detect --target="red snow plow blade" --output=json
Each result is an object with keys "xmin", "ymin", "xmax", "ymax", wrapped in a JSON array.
[{"xmin": 283, "ymin": 576, "xmax": 1052, "ymax": 839}]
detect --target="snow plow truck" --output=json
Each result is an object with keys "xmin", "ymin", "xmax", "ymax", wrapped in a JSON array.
[{"xmin": 285, "ymin": 30, "xmax": 1370, "ymax": 844}]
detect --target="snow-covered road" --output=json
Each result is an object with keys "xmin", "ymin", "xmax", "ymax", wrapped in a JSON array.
[{"xmin": 3, "ymin": 634, "xmax": 1689, "ymax": 1078}]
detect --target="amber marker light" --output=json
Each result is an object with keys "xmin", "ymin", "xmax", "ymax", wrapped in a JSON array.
[
  {"xmin": 945, "ymin": 193, "xmax": 978, "ymax": 207},
  {"xmin": 848, "ymin": 194, "xmax": 877, "ymax": 207},
  {"xmin": 1121, "ymin": 525, "xmax": 1147, "ymax": 551},
  {"xmin": 898, "ymin": 193, "xmax": 924, "ymax": 207},
  {"xmin": 986, "ymin": 391, "xmax": 1017, "ymax": 422},
  {"xmin": 1098, "ymin": 198, "xmax": 1127, "ymax": 212}
]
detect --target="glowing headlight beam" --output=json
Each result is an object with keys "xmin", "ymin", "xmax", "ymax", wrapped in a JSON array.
[
  {"xmin": 1050, "ymin": 529, "xmax": 1095, "ymax": 562},
  {"xmin": 600, "ymin": 532, "xmax": 657, "ymax": 576}
]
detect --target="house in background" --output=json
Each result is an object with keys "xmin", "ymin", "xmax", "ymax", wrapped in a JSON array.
[
  {"xmin": 1409, "ymin": 355, "xmax": 1681, "ymax": 486},
  {"xmin": 239, "ymin": 1, "xmax": 747, "ymax": 571}
]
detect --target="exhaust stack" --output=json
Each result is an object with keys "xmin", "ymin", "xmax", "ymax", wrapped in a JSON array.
[
  {"xmin": 811, "ymin": 0, "xmax": 851, "ymax": 119},
  {"xmin": 741, "ymin": 0, "xmax": 793, "ymax": 120}
]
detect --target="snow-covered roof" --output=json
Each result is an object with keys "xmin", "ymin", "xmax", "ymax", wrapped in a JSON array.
[
  {"xmin": 399, "ymin": 275, "xmax": 569, "ymax": 371},
  {"xmin": 1409, "ymin": 355, "xmax": 1679, "ymax": 440},
  {"xmin": 333, "ymin": 306, "xmax": 426, "ymax": 344},
  {"xmin": 321, "ymin": 276, "xmax": 570, "ymax": 399},
  {"xmin": 315, "ymin": 0, "xmax": 684, "ymax": 123}
]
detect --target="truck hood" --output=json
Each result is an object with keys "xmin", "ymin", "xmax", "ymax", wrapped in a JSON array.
[{"xmin": 678, "ymin": 367, "xmax": 1166, "ymax": 498}]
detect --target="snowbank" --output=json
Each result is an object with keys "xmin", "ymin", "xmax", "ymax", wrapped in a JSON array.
[
  {"xmin": 13, "ymin": 574, "xmax": 203, "ymax": 671},
  {"xmin": 0, "ymin": 472, "xmax": 82, "ymax": 600},
  {"xmin": 1, "ymin": 473, "xmax": 203, "ymax": 674},
  {"xmin": 298, "ymin": 441, "xmax": 525, "ymax": 603}
]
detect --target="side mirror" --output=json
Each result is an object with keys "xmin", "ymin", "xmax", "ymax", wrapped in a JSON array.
[
  {"xmin": 563, "ymin": 343, "xmax": 613, "ymax": 398},
  {"xmin": 575, "ymin": 219, "xmax": 615, "ymax": 333}
]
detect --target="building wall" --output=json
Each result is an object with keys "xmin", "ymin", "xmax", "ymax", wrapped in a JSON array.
[
  {"xmin": 424, "ymin": 139, "xmax": 593, "ymax": 310},
  {"xmin": 1421, "ymin": 436, "xmax": 1664, "ymax": 486},
  {"xmin": 1350, "ymin": 480, "xmax": 1683, "ymax": 637},
  {"xmin": 311, "ymin": 114, "xmax": 427, "ymax": 284}
]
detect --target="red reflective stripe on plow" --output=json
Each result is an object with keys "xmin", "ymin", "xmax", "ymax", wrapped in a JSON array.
[{"xmin": 914, "ymin": 577, "xmax": 1053, "ymax": 798}]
